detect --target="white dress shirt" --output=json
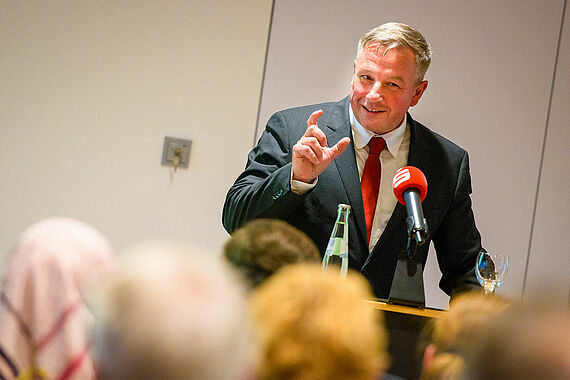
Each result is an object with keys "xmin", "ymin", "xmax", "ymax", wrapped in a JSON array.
[{"xmin": 350, "ymin": 107, "xmax": 410, "ymax": 251}]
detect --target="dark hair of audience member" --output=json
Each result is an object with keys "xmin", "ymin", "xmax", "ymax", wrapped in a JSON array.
[{"xmin": 223, "ymin": 219, "xmax": 321, "ymax": 288}]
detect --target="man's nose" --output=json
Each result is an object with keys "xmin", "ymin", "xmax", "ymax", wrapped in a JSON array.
[{"xmin": 366, "ymin": 82, "xmax": 382, "ymax": 100}]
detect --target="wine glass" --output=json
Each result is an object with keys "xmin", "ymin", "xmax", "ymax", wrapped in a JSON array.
[{"xmin": 475, "ymin": 250, "xmax": 509, "ymax": 295}]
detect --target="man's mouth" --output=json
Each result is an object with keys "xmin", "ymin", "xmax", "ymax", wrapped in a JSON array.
[{"xmin": 363, "ymin": 105, "xmax": 385, "ymax": 113}]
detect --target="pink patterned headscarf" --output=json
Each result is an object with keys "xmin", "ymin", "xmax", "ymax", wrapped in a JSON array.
[{"xmin": 0, "ymin": 217, "xmax": 114, "ymax": 380}]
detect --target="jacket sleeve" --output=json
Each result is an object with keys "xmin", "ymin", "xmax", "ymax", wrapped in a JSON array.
[
  {"xmin": 432, "ymin": 151, "xmax": 483, "ymax": 296},
  {"xmin": 222, "ymin": 111, "xmax": 307, "ymax": 234}
]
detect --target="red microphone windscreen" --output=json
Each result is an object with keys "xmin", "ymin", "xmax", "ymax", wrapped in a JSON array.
[{"xmin": 392, "ymin": 166, "xmax": 428, "ymax": 205}]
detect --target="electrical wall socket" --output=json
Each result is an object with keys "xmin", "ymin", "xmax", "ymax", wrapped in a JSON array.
[{"xmin": 161, "ymin": 136, "xmax": 192, "ymax": 168}]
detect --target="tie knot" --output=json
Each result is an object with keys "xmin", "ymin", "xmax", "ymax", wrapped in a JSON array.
[{"xmin": 368, "ymin": 137, "xmax": 386, "ymax": 155}]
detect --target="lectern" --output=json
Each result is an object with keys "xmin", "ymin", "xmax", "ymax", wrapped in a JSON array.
[{"xmin": 366, "ymin": 300, "xmax": 446, "ymax": 380}]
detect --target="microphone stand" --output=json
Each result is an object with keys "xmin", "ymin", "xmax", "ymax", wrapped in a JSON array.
[{"xmin": 388, "ymin": 217, "xmax": 428, "ymax": 308}]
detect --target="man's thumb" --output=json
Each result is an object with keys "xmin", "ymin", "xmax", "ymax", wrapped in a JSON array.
[{"xmin": 329, "ymin": 137, "xmax": 351, "ymax": 160}]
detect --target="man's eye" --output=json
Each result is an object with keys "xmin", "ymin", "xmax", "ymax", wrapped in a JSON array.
[
  {"xmin": 360, "ymin": 75, "xmax": 372, "ymax": 81},
  {"xmin": 388, "ymin": 82, "xmax": 400, "ymax": 88}
]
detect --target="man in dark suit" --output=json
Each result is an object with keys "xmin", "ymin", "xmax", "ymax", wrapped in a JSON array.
[{"xmin": 223, "ymin": 22, "xmax": 481, "ymax": 299}]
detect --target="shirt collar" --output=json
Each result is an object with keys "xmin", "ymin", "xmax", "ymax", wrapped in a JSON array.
[{"xmin": 349, "ymin": 105, "xmax": 407, "ymax": 157}]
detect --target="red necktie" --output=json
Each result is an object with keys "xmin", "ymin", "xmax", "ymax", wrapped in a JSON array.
[{"xmin": 361, "ymin": 137, "xmax": 386, "ymax": 242}]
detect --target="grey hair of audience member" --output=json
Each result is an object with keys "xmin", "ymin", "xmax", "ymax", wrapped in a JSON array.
[{"xmin": 90, "ymin": 241, "xmax": 254, "ymax": 380}]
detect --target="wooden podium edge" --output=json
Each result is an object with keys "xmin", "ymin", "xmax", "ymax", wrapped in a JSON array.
[{"xmin": 365, "ymin": 299, "xmax": 446, "ymax": 319}]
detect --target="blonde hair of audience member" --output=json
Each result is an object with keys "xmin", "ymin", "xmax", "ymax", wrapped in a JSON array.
[
  {"xmin": 0, "ymin": 217, "xmax": 114, "ymax": 380},
  {"xmin": 463, "ymin": 304, "xmax": 570, "ymax": 380},
  {"xmin": 250, "ymin": 263, "xmax": 388, "ymax": 380},
  {"xmin": 224, "ymin": 219, "xmax": 321, "ymax": 288},
  {"xmin": 418, "ymin": 291, "xmax": 512, "ymax": 380},
  {"xmin": 91, "ymin": 241, "xmax": 254, "ymax": 380},
  {"xmin": 357, "ymin": 22, "xmax": 432, "ymax": 82}
]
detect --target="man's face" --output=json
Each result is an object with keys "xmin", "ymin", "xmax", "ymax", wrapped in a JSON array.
[{"xmin": 350, "ymin": 44, "xmax": 428, "ymax": 134}]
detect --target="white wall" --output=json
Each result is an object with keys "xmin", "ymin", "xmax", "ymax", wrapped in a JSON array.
[
  {"xmin": 257, "ymin": 0, "xmax": 569, "ymax": 308},
  {"xmin": 524, "ymin": 4, "xmax": 570, "ymax": 305},
  {"xmin": 0, "ymin": 1, "xmax": 273, "ymax": 260}
]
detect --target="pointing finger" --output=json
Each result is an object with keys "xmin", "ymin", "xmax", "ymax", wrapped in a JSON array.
[{"xmin": 306, "ymin": 110, "xmax": 324, "ymax": 129}]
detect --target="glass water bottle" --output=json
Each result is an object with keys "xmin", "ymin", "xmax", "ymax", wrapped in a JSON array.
[{"xmin": 322, "ymin": 204, "xmax": 350, "ymax": 278}]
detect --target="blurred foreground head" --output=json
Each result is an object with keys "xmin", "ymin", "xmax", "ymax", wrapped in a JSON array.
[
  {"xmin": 91, "ymin": 241, "xmax": 253, "ymax": 380},
  {"xmin": 250, "ymin": 264, "xmax": 388, "ymax": 380},
  {"xmin": 463, "ymin": 303, "xmax": 570, "ymax": 380},
  {"xmin": 224, "ymin": 219, "xmax": 321, "ymax": 288},
  {"xmin": 0, "ymin": 217, "xmax": 114, "ymax": 380},
  {"xmin": 418, "ymin": 291, "xmax": 512, "ymax": 380}
]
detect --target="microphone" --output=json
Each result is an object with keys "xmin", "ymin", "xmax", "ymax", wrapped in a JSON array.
[{"xmin": 393, "ymin": 166, "xmax": 429, "ymax": 246}]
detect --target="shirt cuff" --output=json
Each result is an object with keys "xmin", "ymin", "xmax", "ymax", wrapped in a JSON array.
[{"xmin": 290, "ymin": 170, "xmax": 317, "ymax": 195}]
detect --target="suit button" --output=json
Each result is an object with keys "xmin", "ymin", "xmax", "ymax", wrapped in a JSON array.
[{"xmin": 272, "ymin": 189, "xmax": 284, "ymax": 200}]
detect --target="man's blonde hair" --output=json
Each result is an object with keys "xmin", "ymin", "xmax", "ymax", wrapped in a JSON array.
[{"xmin": 358, "ymin": 22, "xmax": 432, "ymax": 82}]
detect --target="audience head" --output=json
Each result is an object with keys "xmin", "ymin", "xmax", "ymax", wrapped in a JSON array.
[
  {"xmin": 463, "ymin": 303, "xmax": 570, "ymax": 380},
  {"xmin": 223, "ymin": 219, "xmax": 321, "ymax": 288},
  {"xmin": 91, "ymin": 241, "xmax": 253, "ymax": 380},
  {"xmin": 418, "ymin": 291, "xmax": 512, "ymax": 380},
  {"xmin": 250, "ymin": 263, "xmax": 388, "ymax": 380},
  {"xmin": 0, "ymin": 217, "xmax": 114, "ymax": 379}
]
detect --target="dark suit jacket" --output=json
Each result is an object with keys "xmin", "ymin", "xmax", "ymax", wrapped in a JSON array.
[{"xmin": 223, "ymin": 97, "xmax": 481, "ymax": 298}]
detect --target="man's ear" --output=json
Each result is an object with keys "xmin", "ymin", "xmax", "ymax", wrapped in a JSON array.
[
  {"xmin": 422, "ymin": 343, "xmax": 437, "ymax": 370},
  {"xmin": 410, "ymin": 80, "xmax": 428, "ymax": 107}
]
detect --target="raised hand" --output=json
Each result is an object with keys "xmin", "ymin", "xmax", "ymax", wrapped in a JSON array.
[{"xmin": 292, "ymin": 110, "xmax": 351, "ymax": 183}]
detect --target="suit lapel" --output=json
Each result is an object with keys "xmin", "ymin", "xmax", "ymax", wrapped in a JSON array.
[{"xmin": 324, "ymin": 97, "xmax": 368, "ymax": 245}]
